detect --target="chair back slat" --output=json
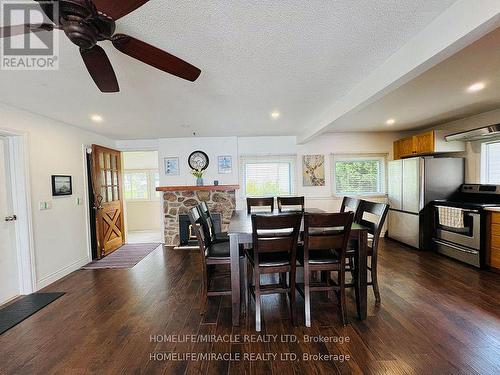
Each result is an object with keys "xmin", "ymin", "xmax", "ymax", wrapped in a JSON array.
[
  {"xmin": 247, "ymin": 197, "xmax": 274, "ymax": 214},
  {"xmin": 355, "ymin": 200, "xmax": 390, "ymax": 251},
  {"xmin": 304, "ymin": 212, "xmax": 354, "ymax": 258},
  {"xmin": 277, "ymin": 196, "xmax": 305, "ymax": 212},
  {"xmin": 251, "ymin": 213, "xmax": 302, "ymax": 255},
  {"xmin": 188, "ymin": 206, "xmax": 209, "ymax": 260},
  {"xmin": 198, "ymin": 202, "xmax": 216, "ymax": 244}
]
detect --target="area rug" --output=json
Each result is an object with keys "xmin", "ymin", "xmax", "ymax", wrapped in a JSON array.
[
  {"xmin": 0, "ymin": 293, "xmax": 65, "ymax": 335},
  {"xmin": 82, "ymin": 243, "xmax": 162, "ymax": 269}
]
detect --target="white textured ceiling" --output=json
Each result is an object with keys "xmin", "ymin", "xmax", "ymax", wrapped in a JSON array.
[
  {"xmin": 322, "ymin": 26, "xmax": 500, "ymax": 133},
  {"xmin": 0, "ymin": 0, "xmax": 458, "ymax": 139}
]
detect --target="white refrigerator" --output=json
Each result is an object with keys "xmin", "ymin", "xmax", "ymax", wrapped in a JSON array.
[{"xmin": 387, "ymin": 157, "xmax": 464, "ymax": 249}]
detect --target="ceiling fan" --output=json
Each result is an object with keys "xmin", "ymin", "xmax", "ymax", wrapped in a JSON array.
[{"xmin": 0, "ymin": 0, "xmax": 201, "ymax": 92}]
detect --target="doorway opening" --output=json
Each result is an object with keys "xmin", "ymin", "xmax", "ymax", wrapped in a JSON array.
[{"xmin": 122, "ymin": 151, "xmax": 163, "ymax": 244}]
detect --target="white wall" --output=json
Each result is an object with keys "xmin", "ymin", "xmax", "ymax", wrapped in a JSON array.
[
  {"xmin": 0, "ymin": 103, "xmax": 113, "ymax": 290},
  {"xmin": 158, "ymin": 137, "xmax": 239, "ymax": 186},
  {"xmin": 153, "ymin": 133, "xmax": 402, "ymax": 211}
]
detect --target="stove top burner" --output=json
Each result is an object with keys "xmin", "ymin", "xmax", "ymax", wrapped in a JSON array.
[{"xmin": 433, "ymin": 200, "xmax": 500, "ymax": 210}]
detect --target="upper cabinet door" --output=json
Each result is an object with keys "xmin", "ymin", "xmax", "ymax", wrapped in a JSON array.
[
  {"xmin": 402, "ymin": 158, "xmax": 422, "ymax": 214},
  {"xmin": 388, "ymin": 160, "xmax": 403, "ymax": 211},
  {"xmin": 413, "ymin": 131, "xmax": 435, "ymax": 154}
]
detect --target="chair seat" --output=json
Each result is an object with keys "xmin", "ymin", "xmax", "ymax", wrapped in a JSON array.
[
  {"xmin": 298, "ymin": 247, "xmax": 340, "ymax": 264},
  {"xmin": 245, "ymin": 249, "xmax": 291, "ymax": 267},
  {"xmin": 206, "ymin": 242, "xmax": 244, "ymax": 259}
]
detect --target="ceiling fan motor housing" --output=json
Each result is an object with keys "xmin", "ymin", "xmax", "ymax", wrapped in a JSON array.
[{"xmin": 58, "ymin": 0, "xmax": 115, "ymax": 50}]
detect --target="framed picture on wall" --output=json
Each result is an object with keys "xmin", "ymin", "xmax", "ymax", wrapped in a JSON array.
[
  {"xmin": 164, "ymin": 157, "xmax": 180, "ymax": 176},
  {"xmin": 52, "ymin": 175, "xmax": 72, "ymax": 196},
  {"xmin": 218, "ymin": 156, "xmax": 232, "ymax": 174},
  {"xmin": 302, "ymin": 155, "xmax": 325, "ymax": 186}
]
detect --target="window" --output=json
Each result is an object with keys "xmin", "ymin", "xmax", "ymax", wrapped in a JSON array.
[
  {"xmin": 333, "ymin": 154, "xmax": 386, "ymax": 196},
  {"xmin": 240, "ymin": 155, "xmax": 296, "ymax": 197},
  {"xmin": 123, "ymin": 170, "xmax": 159, "ymax": 201},
  {"xmin": 482, "ymin": 141, "xmax": 500, "ymax": 184}
]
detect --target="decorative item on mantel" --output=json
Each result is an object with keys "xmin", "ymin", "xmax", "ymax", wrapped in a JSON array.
[{"xmin": 191, "ymin": 168, "xmax": 204, "ymax": 186}]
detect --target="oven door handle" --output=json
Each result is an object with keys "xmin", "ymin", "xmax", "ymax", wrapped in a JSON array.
[
  {"xmin": 433, "ymin": 239, "xmax": 479, "ymax": 254},
  {"xmin": 434, "ymin": 206, "xmax": 480, "ymax": 214}
]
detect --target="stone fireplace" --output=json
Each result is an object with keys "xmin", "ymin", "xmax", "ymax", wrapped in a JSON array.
[{"xmin": 156, "ymin": 185, "xmax": 239, "ymax": 246}]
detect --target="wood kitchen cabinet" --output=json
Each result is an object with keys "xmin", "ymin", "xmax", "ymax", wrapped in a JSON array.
[
  {"xmin": 487, "ymin": 211, "xmax": 500, "ymax": 271},
  {"xmin": 393, "ymin": 130, "xmax": 464, "ymax": 160}
]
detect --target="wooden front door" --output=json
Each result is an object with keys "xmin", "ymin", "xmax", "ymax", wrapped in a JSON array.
[{"xmin": 91, "ymin": 145, "xmax": 124, "ymax": 258}]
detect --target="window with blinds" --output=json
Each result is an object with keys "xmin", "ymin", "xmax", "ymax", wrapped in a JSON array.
[
  {"xmin": 240, "ymin": 155, "xmax": 296, "ymax": 197},
  {"xmin": 483, "ymin": 141, "xmax": 500, "ymax": 184},
  {"xmin": 333, "ymin": 154, "xmax": 386, "ymax": 196}
]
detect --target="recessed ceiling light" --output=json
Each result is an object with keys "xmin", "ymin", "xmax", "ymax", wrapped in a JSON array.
[
  {"xmin": 386, "ymin": 118, "xmax": 396, "ymax": 125},
  {"xmin": 466, "ymin": 82, "xmax": 485, "ymax": 93},
  {"xmin": 271, "ymin": 111, "xmax": 280, "ymax": 119},
  {"xmin": 90, "ymin": 114, "xmax": 104, "ymax": 123}
]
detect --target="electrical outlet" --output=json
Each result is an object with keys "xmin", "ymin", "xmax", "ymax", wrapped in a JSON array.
[{"xmin": 76, "ymin": 197, "xmax": 82, "ymax": 205}]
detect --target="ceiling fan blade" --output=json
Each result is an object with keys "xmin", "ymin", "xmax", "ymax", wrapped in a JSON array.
[
  {"xmin": 92, "ymin": 0, "xmax": 149, "ymax": 20},
  {"xmin": 0, "ymin": 23, "xmax": 53, "ymax": 38},
  {"xmin": 80, "ymin": 46, "xmax": 119, "ymax": 93},
  {"xmin": 112, "ymin": 34, "xmax": 201, "ymax": 82}
]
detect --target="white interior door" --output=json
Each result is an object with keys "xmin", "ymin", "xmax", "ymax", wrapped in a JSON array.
[{"xmin": 0, "ymin": 137, "xmax": 20, "ymax": 305}]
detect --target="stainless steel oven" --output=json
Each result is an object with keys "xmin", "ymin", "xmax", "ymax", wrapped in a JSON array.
[
  {"xmin": 430, "ymin": 184, "xmax": 500, "ymax": 268},
  {"xmin": 433, "ymin": 206, "xmax": 481, "ymax": 267}
]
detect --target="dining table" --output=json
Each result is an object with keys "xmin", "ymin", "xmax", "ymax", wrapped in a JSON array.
[{"xmin": 227, "ymin": 208, "xmax": 369, "ymax": 326}]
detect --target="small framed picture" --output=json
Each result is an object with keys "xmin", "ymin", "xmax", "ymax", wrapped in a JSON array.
[
  {"xmin": 218, "ymin": 156, "xmax": 232, "ymax": 174},
  {"xmin": 52, "ymin": 175, "xmax": 72, "ymax": 196},
  {"xmin": 164, "ymin": 157, "xmax": 180, "ymax": 176}
]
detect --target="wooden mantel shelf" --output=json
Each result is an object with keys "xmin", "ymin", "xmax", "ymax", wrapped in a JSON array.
[{"xmin": 156, "ymin": 185, "xmax": 240, "ymax": 192}]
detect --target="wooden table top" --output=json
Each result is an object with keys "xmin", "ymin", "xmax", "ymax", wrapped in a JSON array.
[{"xmin": 228, "ymin": 209, "xmax": 369, "ymax": 235}]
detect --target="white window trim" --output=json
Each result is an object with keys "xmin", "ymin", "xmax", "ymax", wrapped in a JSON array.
[
  {"xmin": 123, "ymin": 169, "xmax": 160, "ymax": 202},
  {"xmin": 481, "ymin": 140, "xmax": 500, "ymax": 184},
  {"xmin": 239, "ymin": 154, "xmax": 297, "ymax": 198},
  {"xmin": 331, "ymin": 153, "xmax": 388, "ymax": 198}
]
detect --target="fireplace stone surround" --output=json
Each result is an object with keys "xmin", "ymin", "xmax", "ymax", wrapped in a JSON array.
[{"xmin": 156, "ymin": 185, "xmax": 239, "ymax": 246}]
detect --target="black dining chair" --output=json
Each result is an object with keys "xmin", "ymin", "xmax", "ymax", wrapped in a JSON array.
[
  {"xmin": 297, "ymin": 212, "xmax": 354, "ymax": 326},
  {"xmin": 246, "ymin": 197, "xmax": 274, "ymax": 214},
  {"xmin": 198, "ymin": 201, "xmax": 229, "ymax": 244},
  {"xmin": 245, "ymin": 213, "xmax": 302, "ymax": 331},
  {"xmin": 277, "ymin": 196, "xmax": 305, "ymax": 212},
  {"xmin": 188, "ymin": 206, "xmax": 244, "ymax": 314},
  {"xmin": 340, "ymin": 196, "xmax": 361, "ymax": 214},
  {"xmin": 346, "ymin": 200, "xmax": 389, "ymax": 305}
]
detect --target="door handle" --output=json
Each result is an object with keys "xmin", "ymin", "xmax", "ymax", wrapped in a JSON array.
[{"xmin": 5, "ymin": 215, "xmax": 17, "ymax": 222}]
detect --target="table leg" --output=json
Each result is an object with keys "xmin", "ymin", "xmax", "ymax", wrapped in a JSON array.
[
  {"xmin": 356, "ymin": 230, "xmax": 368, "ymax": 320},
  {"xmin": 229, "ymin": 233, "xmax": 241, "ymax": 326}
]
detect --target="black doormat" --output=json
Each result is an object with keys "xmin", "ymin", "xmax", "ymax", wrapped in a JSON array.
[{"xmin": 0, "ymin": 292, "xmax": 65, "ymax": 335}]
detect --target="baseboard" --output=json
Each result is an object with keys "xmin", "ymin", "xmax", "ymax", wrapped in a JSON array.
[{"xmin": 36, "ymin": 256, "xmax": 91, "ymax": 290}]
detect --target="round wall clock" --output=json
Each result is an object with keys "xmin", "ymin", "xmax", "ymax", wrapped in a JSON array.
[{"xmin": 188, "ymin": 150, "xmax": 209, "ymax": 171}]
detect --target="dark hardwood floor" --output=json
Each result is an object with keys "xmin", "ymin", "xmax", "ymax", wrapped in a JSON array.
[{"xmin": 1, "ymin": 239, "xmax": 500, "ymax": 374}]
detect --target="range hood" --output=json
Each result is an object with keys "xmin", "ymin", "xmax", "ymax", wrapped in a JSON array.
[{"xmin": 445, "ymin": 123, "xmax": 500, "ymax": 142}]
